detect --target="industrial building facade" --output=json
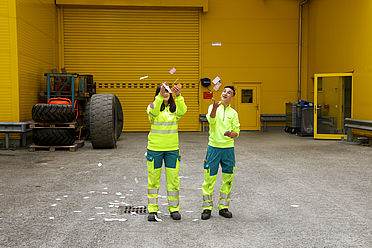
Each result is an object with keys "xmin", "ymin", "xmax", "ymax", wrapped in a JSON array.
[{"xmin": 1, "ymin": 0, "xmax": 371, "ymax": 135}]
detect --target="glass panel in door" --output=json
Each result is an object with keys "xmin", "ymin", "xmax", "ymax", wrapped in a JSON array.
[
  {"xmin": 236, "ymin": 86, "xmax": 259, "ymax": 130},
  {"xmin": 314, "ymin": 73, "xmax": 352, "ymax": 139}
]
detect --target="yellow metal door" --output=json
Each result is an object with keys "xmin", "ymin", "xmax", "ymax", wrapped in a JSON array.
[
  {"xmin": 314, "ymin": 73, "xmax": 352, "ymax": 140},
  {"xmin": 61, "ymin": 7, "xmax": 200, "ymax": 131},
  {"xmin": 234, "ymin": 84, "xmax": 260, "ymax": 130}
]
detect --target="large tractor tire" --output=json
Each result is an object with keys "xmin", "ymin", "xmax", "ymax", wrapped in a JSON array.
[
  {"xmin": 89, "ymin": 94, "xmax": 118, "ymax": 149},
  {"xmin": 32, "ymin": 104, "xmax": 75, "ymax": 123},
  {"xmin": 32, "ymin": 129, "xmax": 76, "ymax": 146},
  {"xmin": 115, "ymin": 95, "xmax": 123, "ymax": 139}
]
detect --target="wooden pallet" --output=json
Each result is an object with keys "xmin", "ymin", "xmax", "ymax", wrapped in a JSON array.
[
  {"xmin": 28, "ymin": 140, "xmax": 84, "ymax": 152},
  {"xmin": 30, "ymin": 121, "xmax": 77, "ymax": 129}
]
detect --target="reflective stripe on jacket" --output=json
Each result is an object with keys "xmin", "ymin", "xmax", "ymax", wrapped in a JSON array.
[
  {"xmin": 147, "ymin": 94, "xmax": 187, "ymax": 151},
  {"xmin": 206, "ymin": 104, "xmax": 240, "ymax": 148}
]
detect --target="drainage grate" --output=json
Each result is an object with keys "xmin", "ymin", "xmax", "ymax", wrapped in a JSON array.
[{"xmin": 119, "ymin": 205, "xmax": 147, "ymax": 214}]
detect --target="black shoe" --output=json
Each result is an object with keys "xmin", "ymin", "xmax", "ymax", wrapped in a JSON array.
[
  {"xmin": 201, "ymin": 209, "xmax": 211, "ymax": 220},
  {"xmin": 219, "ymin": 209, "xmax": 232, "ymax": 218},
  {"xmin": 170, "ymin": 211, "xmax": 181, "ymax": 220},
  {"xmin": 148, "ymin": 212, "xmax": 157, "ymax": 221}
]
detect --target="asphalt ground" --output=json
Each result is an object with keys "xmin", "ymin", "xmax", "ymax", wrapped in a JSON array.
[{"xmin": 0, "ymin": 131, "xmax": 371, "ymax": 248}]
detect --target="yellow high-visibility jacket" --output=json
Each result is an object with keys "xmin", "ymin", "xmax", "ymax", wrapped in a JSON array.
[
  {"xmin": 147, "ymin": 94, "xmax": 187, "ymax": 151},
  {"xmin": 206, "ymin": 104, "xmax": 240, "ymax": 148}
]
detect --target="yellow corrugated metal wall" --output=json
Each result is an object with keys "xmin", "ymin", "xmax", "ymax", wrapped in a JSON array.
[
  {"xmin": 16, "ymin": 0, "xmax": 58, "ymax": 122},
  {"xmin": 62, "ymin": 7, "xmax": 200, "ymax": 131},
  {"xmin": 0, "ymin": 0, "xmax": 19, "ymax": 123}
]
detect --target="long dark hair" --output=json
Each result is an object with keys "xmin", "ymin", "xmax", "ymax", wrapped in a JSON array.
[{"xmin": 154, "ymin": 85, "xmax": 176, "ymax": 113}]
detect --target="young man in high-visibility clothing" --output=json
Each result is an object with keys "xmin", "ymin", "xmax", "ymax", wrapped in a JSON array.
[
  {"xmin": 146, "ymin": 83, "xmax": 187, "ymax": 221},
  {"xmin": 201, "ymin": 85, "xmax": 240, "ymax": 220}
]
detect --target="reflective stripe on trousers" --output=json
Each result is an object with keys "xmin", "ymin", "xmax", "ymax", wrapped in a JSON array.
[
  {"xmin": 147, "ymin": 188, "xmax": 159, "ymax": 207},
  {"xmin": 218, "ymin": 199, "xmax": 230, "ymax": 207},
  {"xmin": 202, "ymin": 194, "xmax": 213, "ymax": 208},
  {"xmin": 202, "ymin": 201, "xmax": 213, "ymax": 208},
  {"xmin": 203, "ymin": 195, "xmax": 212, "ymax": 201},
  {"xmin": 168, "ymin": 190, "xmax": 179, "ymax": 197},
  {"xmin": 148, "ymin": 188, "xmax": 159, "ymax": 194},
  {"xmin": 168, "ymin": 200, "xmax": 179, "ymax": 207},
  {"xmin": 167, "ymin": 190, "xmax": 179, "ymax": 207},
  {"xmin": 219, "ymin": 192, "xmax": 230, "ymax": 200},
  {"xmin": 148, "ymin": 197, "xmax": 158, "ymax": 205}
]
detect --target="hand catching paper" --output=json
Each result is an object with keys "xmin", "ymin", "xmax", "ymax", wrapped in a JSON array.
[
  {"xmin": 162, "ymin": 82, "xmax": 172, "ymax": 93},
  {"xmin": 160, "ymin": 84, "xmax": 166, "ymax": 96},
  {"xmin": 212, "ymin": 98, "xmax": 221, "ymax": 110},
  {"xmin": 172, "ymin": 83, "xmax": 182, "ymax": 96}
]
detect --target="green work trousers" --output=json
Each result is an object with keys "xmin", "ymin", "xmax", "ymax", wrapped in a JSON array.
[
  {"xmin": 202, "ymin": 146, "xmax": 235, "ymax": 210},
  {"xmin": 146, "ymin": 149, "xmax": 181, "ymax": 213}
]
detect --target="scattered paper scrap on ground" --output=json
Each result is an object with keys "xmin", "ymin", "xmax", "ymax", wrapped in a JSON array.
[
  {"xmin": 154, "ymin": 215, "xmax": 163, "ymax": 222},
  {"xmin": 104, "ymin": 218, "xmax": 127, "ymax": 222}
]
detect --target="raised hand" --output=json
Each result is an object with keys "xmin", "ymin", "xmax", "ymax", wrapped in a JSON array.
[
  {"xmin": 212, "ymin": 98, "xmax": 221, "ymax": 109},
  {"xmin": 160, "ymin": 84, "xmax": 166, "ymax": 96},
  {"xmin": 172, "ymin": 83, "xmax": 182, "ymax": 96},
  {"xmin": 210, "ymin": 98, "xmax": 221, "ymax": 118}
]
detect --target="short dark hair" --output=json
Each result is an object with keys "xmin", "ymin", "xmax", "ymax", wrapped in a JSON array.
[{"xmin": 224, "ymin": 85, "xmax": 235, "ymax": 96}]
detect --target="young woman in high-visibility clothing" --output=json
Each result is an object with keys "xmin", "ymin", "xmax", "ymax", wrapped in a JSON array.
[{"xmin": 146, "ymin": 83, "xmax": 187, "ymax": 221}]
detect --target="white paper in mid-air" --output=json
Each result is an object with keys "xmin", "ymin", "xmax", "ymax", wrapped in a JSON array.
[
  {"xmin": 212, "ymin": 76, "xmax": 221, "ymax": 84},
  {"xmin": 213, "ymin": 82, "xmax": 222, "ymax": 91},
  {"xmin": 162, "ymin": 83, "xmax": 172, "ymax": 93}
]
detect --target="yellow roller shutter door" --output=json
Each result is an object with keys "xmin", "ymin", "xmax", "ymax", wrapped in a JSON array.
[{"xmin": 62, "ymin": 7, "xmax": 200, "ymax": 131}]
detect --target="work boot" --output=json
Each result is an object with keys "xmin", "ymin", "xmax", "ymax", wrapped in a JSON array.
[
  {"xmin": 201, "ymin": 209, "xmax": 211, "ymax": 220},
  {"xmin": 148, "ymin": 212, "xmax": 158, "ymax": 222},
  {"xmin": 219, "ymin": 209, "xmax": 232, "ymax": 218},
  {"xmin": 170, "ymin": 211, "xmax": 181, "ymax": 220}
]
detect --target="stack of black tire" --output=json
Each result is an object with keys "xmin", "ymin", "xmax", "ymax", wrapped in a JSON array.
[
  {"xmin": 32, "ymin": 104, "xmax": 77, "ymax": 146},
  {"xmin": 31, "ymin": 93, "xmax": 123, "ymax": 149}
]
